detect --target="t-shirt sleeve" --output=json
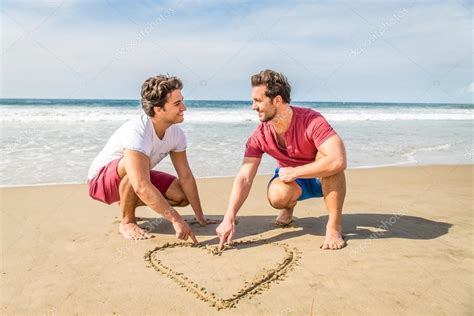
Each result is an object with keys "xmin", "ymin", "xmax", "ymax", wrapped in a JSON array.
[
  {"xmin": 173, "ymin": 127, "xmax": 187, "ymax": 152},
  {"xmin": 121, "ymin": 123, "xmax": 152, "ymax": 156},
  {"xmin": 244, "ymin": 133, "xmax": 264, "ymax": 158},
  {"xmin": 308, "ymin": 114, "xmax": 337, "ymax": 148}
]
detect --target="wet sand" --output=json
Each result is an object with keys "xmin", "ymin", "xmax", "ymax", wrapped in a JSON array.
[{"xmin": 1, "ymin": 165, "xmax": 472, "ymax": 315}]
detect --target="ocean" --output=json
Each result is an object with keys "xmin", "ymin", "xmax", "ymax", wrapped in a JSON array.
[{"xmin": 1, "ymin": 99, "xmax": 472, "ymax": 186}]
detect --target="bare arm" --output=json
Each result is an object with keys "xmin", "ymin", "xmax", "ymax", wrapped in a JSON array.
[
  {"xmin": 224, "ymin": 157, "xmax": 261, "ymax": 221},
  {"xmin": 280, "ymin": 135, "xmax": 346, "ymax": 182},
  {"xmin": 123, "ymin": 149, "xmax": 176, "ymax": 217},
  {"xmin": 123, "ymin": 149, "xmax": 197, "ymax": 242},
  {"xmin": 170, "ymin": 150, "xmax": 204, "ymax": 219},
  {"xmin": 216, "ymin": 157, "xmax": 261, "ymax": 249}
]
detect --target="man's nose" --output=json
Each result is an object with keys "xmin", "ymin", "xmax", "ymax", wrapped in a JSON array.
[
  {"xmin": 182, "ymin": 103, "xmax": 187, "ymax": 111},
  {"xmin": 251, "ymin": 102, "xmax": 257, "ymax": 110}
]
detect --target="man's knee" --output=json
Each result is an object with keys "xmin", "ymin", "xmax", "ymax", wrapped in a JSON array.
[
  {"xmin": 166, "ymin": 179, "xmax": 189, "ymax": 207},
  {"xmin": 170, "ymin": 194, "xmax": 189, "ymax": 207},
  {"xmin": 267, "ymin": 180, "xmax": 297, "ymax": 209},
  {"xmin": 176, "ymin": 198, "xmax": 189, "ymax": 207}
]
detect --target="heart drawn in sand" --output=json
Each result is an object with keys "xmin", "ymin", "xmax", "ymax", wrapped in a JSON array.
[{"xmin": 144, "ymin": 238, "xmax": 301, "ymax": 310}]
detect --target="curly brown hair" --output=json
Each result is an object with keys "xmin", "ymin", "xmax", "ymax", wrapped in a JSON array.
[
  {"xmin": 140, "ymin": 75, "xmax": 183, "ymax": 117},
  {"xmin": 251, "ymin": 69, "xmax": 291, "ymax": 103}
]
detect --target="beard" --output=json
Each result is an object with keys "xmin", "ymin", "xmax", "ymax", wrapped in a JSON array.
[{"xmin": 259, "ymin": 109, "xmax": 277, "ymax": 122}]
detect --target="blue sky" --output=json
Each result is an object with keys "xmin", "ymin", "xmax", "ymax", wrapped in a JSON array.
[{"xmin": 1, "ymin": 0, "xmax": 473, "ymax": 103}]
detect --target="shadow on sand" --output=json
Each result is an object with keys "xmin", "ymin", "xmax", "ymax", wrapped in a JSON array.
[{"xmin": 136, "ymin": 213, "xmax": 452, "ymax": 245}]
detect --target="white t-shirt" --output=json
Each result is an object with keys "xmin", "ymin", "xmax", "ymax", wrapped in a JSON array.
[{"xmin": 87, "ymin": 114, "xmax": 187, "ymax": 181}]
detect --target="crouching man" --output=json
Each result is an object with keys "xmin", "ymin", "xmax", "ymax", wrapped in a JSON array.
[
  {"xmin": 216, "ymin": 69, "xmax": 347, "ymax": 250},
  {"xmin": 88, "ymin": 75, "xmax": 214, "ymax": 241}
]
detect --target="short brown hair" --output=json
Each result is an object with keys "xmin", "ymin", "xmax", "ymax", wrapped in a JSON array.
[
  {"xmin": 140, "ymin": 75, "xmax": 183, "ymax": 117},
  {"xmin": 251, "ymin": 69, "xmax": 291, "ymax": 103}
]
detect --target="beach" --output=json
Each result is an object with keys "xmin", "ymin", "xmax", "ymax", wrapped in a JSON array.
[
  {"xmin": 2, "ymin": 0, "xmax": 473, "ymax": 314},
  {"xmin": 1, "ymin": 165, "xmax": 472, "ymax": 315}
]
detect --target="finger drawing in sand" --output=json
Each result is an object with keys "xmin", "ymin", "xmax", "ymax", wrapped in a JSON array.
[
  {"xmin": 216, "ymin": 69, "xmax": 347, "ymax": 250},
  {"xmin": 87, "ymin": 75, "xmax": 214, "ymax": 241},
  {"xmin": 144, "ymin": 238, "xmax": 301, "ymax": 310}
]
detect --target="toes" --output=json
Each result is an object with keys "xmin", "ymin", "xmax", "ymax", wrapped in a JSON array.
[
  {"xmin": 321, "ymin": 239, "xmax": 346, "ymax": 250},
  {"xmin": 134, "ymin": 230, "xmax": 152, "ymax": 240},
  {"xmin": 274, "ymin": 219, "xmax": 293, "ymax": 228},
  {"xmin": 134, "ymin": 233, "xmax": 149, "ymax": 240},
  {"xmin": 120, "ymin": 223, "xmax": 153, "ymax": 240},
  {"xmin": 336, "ymin": 239, "xmax": 347, "ymax": 249},
  {"xmin": 134, "ymin": 233, "xmax": 144, "ymax": 240},
  {"xmin": 130, "ymin": 232, "xmax": 143, "ymax": 240},
  {"xmin": 330, "ymin": 240, "xmax": 346, "ymax": 250},
  {"xmin": 142, "ymin": 232, "xmax": 153, "ymax": 239}
]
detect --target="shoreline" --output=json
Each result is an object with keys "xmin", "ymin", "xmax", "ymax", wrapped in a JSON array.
[{"xmin": 0, "ymin": 163, "xmax": 471, "ymax": 189}]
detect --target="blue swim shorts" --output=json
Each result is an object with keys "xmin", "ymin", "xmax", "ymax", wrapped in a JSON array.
[{"xmin": 270, "ymin": 167, "xmax": 323, "ymax": 201}]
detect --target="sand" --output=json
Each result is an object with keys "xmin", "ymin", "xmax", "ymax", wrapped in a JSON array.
[
  {"xmin": 1, "ymin": 165, "xmax": 473, "ymax": 315},
  {"xmin": 144, "ymin": 239, "xmax": 301, "ymax": 310}
]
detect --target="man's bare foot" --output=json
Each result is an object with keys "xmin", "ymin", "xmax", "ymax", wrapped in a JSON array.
[
  {"xmin": 274, "ymin": 208, "xmax": 293, "ymax": 227},
  {"xmin": 119, "ymin": 222, "xmax": 153, "ymax": 240},
  {"xmin": 320, "ymin": 225, "xmax": 346, "ymax": 250},
  {"xmin": 274, "ymin": 219, "xmax": 294, "ymax": 228}
]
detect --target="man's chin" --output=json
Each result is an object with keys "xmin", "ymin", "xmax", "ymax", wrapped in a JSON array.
[{"xmin": 257, "ymin": 112, "xmax": 276, "ymax": 122}]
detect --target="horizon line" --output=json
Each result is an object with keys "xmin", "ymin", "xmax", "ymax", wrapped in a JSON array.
[{"xmin": 0, "ymin": 97, "xmax": 472, "ymax": 106}]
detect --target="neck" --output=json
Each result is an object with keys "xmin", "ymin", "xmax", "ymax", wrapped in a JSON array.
[
  {"xmin": 151, "ymin": 116, "xmax": 172, "ymax": 139},
  {"xmin": 271, "ymin": 104, "xmax": 292, "ymax": 134}
]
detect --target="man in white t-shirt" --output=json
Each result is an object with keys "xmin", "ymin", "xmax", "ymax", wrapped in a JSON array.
[{"xmin": 88, "ymin": 75, "xmax": 215, "ymax": 241}]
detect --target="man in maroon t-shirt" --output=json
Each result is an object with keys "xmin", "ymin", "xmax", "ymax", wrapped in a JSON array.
[{"xmin": 216, "ymin": 69, "xmax": 347, "ymax": 250}]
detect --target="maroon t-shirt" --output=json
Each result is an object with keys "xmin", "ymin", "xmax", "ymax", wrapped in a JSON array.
[{"xmin": 244, "ymin": 106, "xmax": 336, "ymax": 167}]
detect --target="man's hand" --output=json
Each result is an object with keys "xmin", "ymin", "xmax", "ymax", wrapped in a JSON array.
[
  {"xmin": 172, "ymin": 217, "xmax": 198, "ymax": 243},
  {"xmin": 216, "ymin": 217, "xmax": 236, "ymax": 250},
  {"xmin": 195, "ymin": 216, "xmax": 220, "ymax": 227},
  {"xmin": 278, "ymin": 167, "xmax": 297, "ymax": 183}
]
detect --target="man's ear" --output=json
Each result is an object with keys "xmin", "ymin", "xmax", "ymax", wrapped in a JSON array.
[
  {"xmin": 154, "ymin": 105, "xmax": 166, "ymax": 113},
  {"xmin": 273, "ymin": 95, "xmax": 283, "ymax": 106}
]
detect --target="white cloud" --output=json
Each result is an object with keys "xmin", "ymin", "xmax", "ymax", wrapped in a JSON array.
[
  {"xmin": 462, "ymin": 82, "xmax": 474, "ymax": 94},
  {"xmin": 468, "ymin": 83, "xmax": 474, "ymax": 94}
]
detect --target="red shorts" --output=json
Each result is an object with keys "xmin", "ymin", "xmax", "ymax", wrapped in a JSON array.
[{"xmin": 88, "ymin": 158, "xmax": 176, "ymax": 205}]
